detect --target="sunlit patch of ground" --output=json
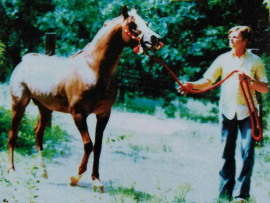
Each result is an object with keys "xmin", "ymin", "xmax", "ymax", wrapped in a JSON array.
[{"xmin": 1, "ymin": 84, "xmax": 270, "ymax": 203}]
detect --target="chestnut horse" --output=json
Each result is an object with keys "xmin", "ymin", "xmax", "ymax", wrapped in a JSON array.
[{"xmin": 8, "ymin": 6, "xmax": 162, "ymax": 192}]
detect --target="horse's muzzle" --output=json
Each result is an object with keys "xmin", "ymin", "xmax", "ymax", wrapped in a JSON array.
[
  {"xmin": 143, "ymin": 35, "xmax": 163, "ymax": 50},
  {"xmin": 151, "ymin": 35, "xmax": 159, "ymax": 47},
  {"xmin": 134, "ymin": 35, "xmax": 163, "ymax": 54}
]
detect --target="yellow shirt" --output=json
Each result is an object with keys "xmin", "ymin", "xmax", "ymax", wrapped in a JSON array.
[{"xmin": 203, "ymin": 50, "xmax": 268, "ymax": 120}]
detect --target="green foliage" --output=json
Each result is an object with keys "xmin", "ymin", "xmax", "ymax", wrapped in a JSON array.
[
  {"xmin": 0, "ymin": 107, "xmax": 12, "ymax": 149},
  {"xmin": 115, "ymin": 94, "xmax": 163, "ymax": 115},
  {"xmin": 0, "ymin": 107, "xmax": 70, "ymax": 158},
  {"xmin": 109, "ymin": 181, "xmax": 192, "ymax": 203},
  {"xmin": 0, "ymin": 42, "xmax": 10, "ymax": 81},
  {"xmin": 114, "ymin": 93, "xmax": 219, "ymax": 122},
  {"xmin": 0, "ymin": 42, "xmax": 5, "ymax": 54},
  {"xmin": 1, "ymin": 0, "xmax": 269, "ymax": 122},
  {"xmin": 261, "ymin": 53, "xmax": 270, "ymax": 130},
  {"xmin": 0, "ymin": 0, "xmax": 55, "ymax": 81}
]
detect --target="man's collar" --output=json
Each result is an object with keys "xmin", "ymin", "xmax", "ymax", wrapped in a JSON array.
[{"xmin": 230, "ymin": 49, "xmax": 248, "ymax": 59}]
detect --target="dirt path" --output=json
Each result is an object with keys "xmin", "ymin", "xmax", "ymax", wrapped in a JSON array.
[{"xmin": 1, "ymin": 84, "xmax": 270, "ymax": 203}]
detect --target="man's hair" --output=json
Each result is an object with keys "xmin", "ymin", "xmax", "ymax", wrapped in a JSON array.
[{"xmin": 228, "ymin": 26, "xmax": 252, "ymax": 40}]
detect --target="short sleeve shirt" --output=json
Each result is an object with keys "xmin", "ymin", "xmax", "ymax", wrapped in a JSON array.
[{"xmin": 203, "ymin": 50, "xmax": 268, "ymax": 120}]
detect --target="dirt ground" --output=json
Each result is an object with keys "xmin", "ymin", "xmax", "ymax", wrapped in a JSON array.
[{"xmin": 1, "ymin": 84, "xmax": 270, "ymax": 203}]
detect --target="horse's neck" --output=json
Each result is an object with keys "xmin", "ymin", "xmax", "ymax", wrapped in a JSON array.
[{"xmin": 83, "ymin": 17, "xmax": 125, "ymax": 77}]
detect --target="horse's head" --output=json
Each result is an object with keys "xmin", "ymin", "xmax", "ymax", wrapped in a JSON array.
[{"xmin": 121, "ymin": 6, "xmax": 163, "ymax": 54}]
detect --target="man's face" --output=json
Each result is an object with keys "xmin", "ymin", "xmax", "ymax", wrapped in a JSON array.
[{"xmin": 228, "ymin": 30, "xmax": 247, "ymax": 49}]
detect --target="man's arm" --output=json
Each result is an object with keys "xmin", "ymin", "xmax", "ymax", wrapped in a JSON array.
[
  {"xmin": 178, "ymin": 78, "xmax": 212, "ymax": 95},
  {"xmin": 238, "ymin": 73, "xmax": 269, "ymax": 94},
  {"xmin": 250, "ymin": 80, "xmax": 269, "ymax": 93}
]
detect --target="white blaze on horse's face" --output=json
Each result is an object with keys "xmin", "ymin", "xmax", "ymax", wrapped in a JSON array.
[{"xmin": 126, "ymin": 8, "xmax": 163, "ymax": 54}]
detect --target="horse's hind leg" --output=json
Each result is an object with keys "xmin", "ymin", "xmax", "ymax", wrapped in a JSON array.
[
  {"xmin": 8, "ymin": 97, "xmax": 30, "ymax": 173},
  {"xmin": 92, "ymin": 112, "xmax": 111, "ymax": 193},
  {"xmin": 33, "ymin": 99, "xmax": 52, "ymax": 152},
  {"xmin": 33, "ymin": 99, "xmax": 52, "ymax": 178}
]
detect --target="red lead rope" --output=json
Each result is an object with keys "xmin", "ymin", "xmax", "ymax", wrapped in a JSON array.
[
  {"xmin": 146, "ymin": 53, "xmax": 262, "ymax": 141},
  {"xmin": 239, "ymin": 80, "xmax": 263, "ymax": 141}
]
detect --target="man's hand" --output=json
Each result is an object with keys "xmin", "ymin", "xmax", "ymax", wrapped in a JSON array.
[
  {"xmin": 238, "ymin": 72, "xmax": 269, "ymax": 93},
  {"xmin": 177, "ymin": 83, "xmax": 193, "ymax": 95},
  {"xmin": 238, "ymin": 72, "xmax": 252, "ymax": 83}
]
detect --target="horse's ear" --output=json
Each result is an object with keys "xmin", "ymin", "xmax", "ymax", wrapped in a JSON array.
[
  {"xmin": 131, "ymin": 8, "xmax": 137, "ymax": 14},
  {"xmin": 121, "ymin": 5, "xmax": 129, "ymax": 19}
]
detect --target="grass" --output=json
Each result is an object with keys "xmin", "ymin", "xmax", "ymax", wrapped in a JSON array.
[
  {"xmin": 1, "ymin": 82, "xmax": 270, "ymax": 202},
  {"xmin": 114, "ymin": 96, "xmax": 162, "ymax": 116},
  {"xmin": 109, "ymin": 181, "xmax": 194, "ymax": 203},
  {"xmin": 114, "ymin": 94, "xmax": 219, "ymax": 123},
  {"xmin": 0, "ymin": 106, "xmax": 70, "ymax": 159},
  {"xmin": 0, "ymin": 155, "xmax": 44, "ymax": 203},
  {"xmin": 173, "ymin": 183, "xmax": 192, "ymax": 202},
  {"xmin": 106, "ymin": 135, "xmax": 127, "ymax": 144},
  {"xmin": 109, "ymin": 182, "xmax": 153, "ymax": 203}
]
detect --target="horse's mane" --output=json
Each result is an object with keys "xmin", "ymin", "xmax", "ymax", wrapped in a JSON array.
[
  {"xmin": 69, "ymin": 16, "xmax": 124, "ymax": 59},
  {"xmin": 20, "ymin": 15, "xmax": 125, "ymax": 72},
  {"xmin": 90, "ymin": 16, "xmax": 123, "ymax": 45}
]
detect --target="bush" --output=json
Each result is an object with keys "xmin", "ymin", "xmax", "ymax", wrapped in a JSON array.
[
  {"xmin": 114, "ymin": 92, "xmax": 219, "ymax": 122},
  {"xmin": 115, "ymin": 94, "xmax": 164, "ymax": 115},
  {"xmin": 0, "ymin": 107, "xmax": 70, "ymax": 158},
  {"xmin": 0, "ymin": 107, "xmax": 12, "ymax": 149}
]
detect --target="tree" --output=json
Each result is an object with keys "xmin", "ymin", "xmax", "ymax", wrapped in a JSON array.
[
  {"xmin": 0, "ymin": 0, "xmax": 54, "ymax": 81},
  {"xmin": 1, "ymin": 0, "xmax": 269, "ymax": 101}
]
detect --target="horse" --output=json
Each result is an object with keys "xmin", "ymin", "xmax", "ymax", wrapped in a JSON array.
[{"xmin": 7, "ymin": 5, "xmax": 162, "ymax": 192}]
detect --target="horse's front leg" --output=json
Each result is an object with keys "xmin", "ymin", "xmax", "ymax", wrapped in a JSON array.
[
  {"xmin": 92, "ymin": 112, "xmax": 111, "ymax": 193},
  {"xmin": 70, "ymin": 110, "xmax": 93, "ymax": 186}
]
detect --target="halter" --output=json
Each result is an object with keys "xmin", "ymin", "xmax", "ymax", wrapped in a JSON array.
[
  {"xmin": 124, "ymin": 27, "xmax": 141, "ymax": 44},
  {"xmin": 124, "ymin": 22, "xmax": 163, "ymax": 54},
  {"xmin": 124, "ymin": 24, "xmax": 144, "ymax": 54}
]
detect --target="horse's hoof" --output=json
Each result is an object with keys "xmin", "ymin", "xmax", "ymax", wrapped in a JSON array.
[
  {"xmin": 93, "ymin": 179, "xmax": 104, "ymax": 193},
  {"xmin": 70, "ymin": 174, "xmax": 82, "ymax": 186},
  {"xmin": 70, "ymin": 176, "xmax": 78, "ymax": 186},
  {"xmin": 7, "ymin": 166, "xmax": 15, "ymax": 174}
]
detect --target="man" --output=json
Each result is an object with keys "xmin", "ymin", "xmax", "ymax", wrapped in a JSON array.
[{"xmin": 178, "ymin": 26, "xmax": 269, "ymax": 202}]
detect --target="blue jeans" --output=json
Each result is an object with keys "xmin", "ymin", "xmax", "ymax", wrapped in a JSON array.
[{"xmin": 219, "ymin": 114, "xmax": 255, "ymax": 200}]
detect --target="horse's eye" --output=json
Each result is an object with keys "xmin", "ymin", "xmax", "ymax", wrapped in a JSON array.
[{"xmin": 129, "ymin": 22, "xmax": 137, "ymax": 31}]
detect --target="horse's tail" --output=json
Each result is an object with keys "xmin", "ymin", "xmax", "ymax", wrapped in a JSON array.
[{"xmin": 70, "ymin": 50, "xmax": 83, "ymax": 59}]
